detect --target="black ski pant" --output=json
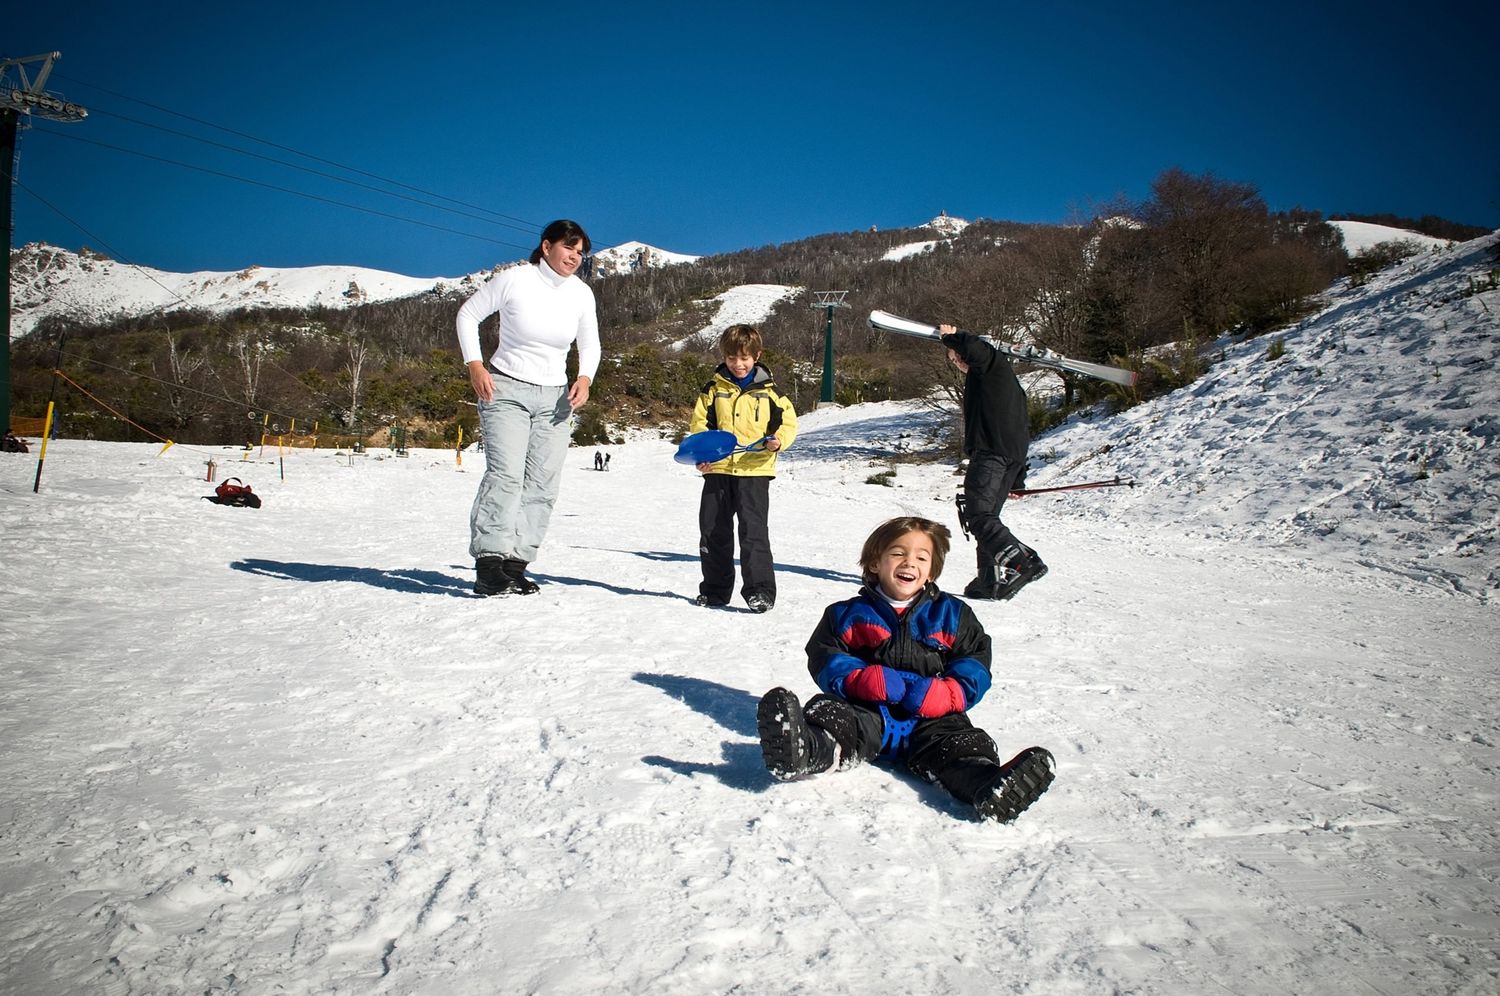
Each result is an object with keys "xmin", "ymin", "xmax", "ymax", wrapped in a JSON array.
[
  {"xmin": 803, "ymin": 694, "xmax": 1004, "ymax": 805},
  {"xmin": 961, "ymin": 450, "xmax": 1027, "ymax": 569},
  {"xmin": 698, "ymin": 474, "xmax": 775, "ymax": 603}
]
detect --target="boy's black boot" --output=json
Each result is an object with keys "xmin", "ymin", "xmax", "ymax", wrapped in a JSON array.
[
  {"xmin": 974, "ymin": 746, "xmax": 1055, "ymax": 824},
  {"xmin": 502, "ymin": 558, "xmax": 540, "ymax": 595},
  {"xmin": 474, "ymin": 556, "xmax": 515, "ymax": 596},
  {"xmin": 745, "ymin": 590, "xmax": 774, "ymax": 613},
  {"xmin": 757, "ymin": 687, "xmax": 836, "ymax": 780}
]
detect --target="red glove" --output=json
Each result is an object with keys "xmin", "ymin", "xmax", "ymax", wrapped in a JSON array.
[
  {"xmin": 904, "ymin": 676, "xmax": 967, "ymax": 718},
  {"xmin": 842, "ymin": 666, "xmax": 908, "ymax": 705}
]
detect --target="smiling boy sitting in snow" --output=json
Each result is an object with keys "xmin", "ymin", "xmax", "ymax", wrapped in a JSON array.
[{"xmin": 756, "ymin": 516, "xmax": 1055, "ymax": 823}]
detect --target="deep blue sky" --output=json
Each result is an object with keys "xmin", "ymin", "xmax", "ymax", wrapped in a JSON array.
[{"xmin": 8, "ymin": 0, "xmax": 1497, "ymax": 276}]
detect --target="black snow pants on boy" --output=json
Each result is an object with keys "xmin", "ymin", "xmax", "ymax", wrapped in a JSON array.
[
  {"xmin": 698, "ymin": 474, "xmax": 775, "ymax": 604},
  {"xmin": 803, "ymin": 693, "xmax": 1006, "ymax": 806}
]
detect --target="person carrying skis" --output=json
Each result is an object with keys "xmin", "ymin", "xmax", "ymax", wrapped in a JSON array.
[
  {"xmin": 940, "ymin": 322, "xmax": 1048, "ymax": 601},
  {"xmin": 756, "ymin": 516, "xmax": 1054, "ymax": 823},
  {"xmin": 688, "ymin": 324, "xmax": 797, "ymax": 612}
]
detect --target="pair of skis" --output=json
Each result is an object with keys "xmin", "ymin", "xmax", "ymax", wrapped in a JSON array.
[{"xmin": 867, "ymin": 310, "xmax": 1138, "ymax": 387}]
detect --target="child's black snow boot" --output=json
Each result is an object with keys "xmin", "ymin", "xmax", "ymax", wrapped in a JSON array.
[
  {"xmin": 757, "ymin": 687, "xmax": 836, "ymax": 780},
  {"xmin": 974, "ymin": 746, "xmax": 1055, "ymax": 824}
]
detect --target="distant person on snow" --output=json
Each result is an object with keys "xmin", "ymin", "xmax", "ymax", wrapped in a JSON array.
[
  {"xmin": 456, "ymin": 219, "xmax": 601, "ymax": 597},
  {"xmin": 756, "ymin": 516, "xmax": 1055, "ymax": 823},
  {"xmin": 594, "ymin": 451, "xmax": 604, "ymax": 471},
  {"xmin": 2, "ymin": 431, "xmax": 29, "ymax": 453},
  {"xmin": 940, "ymin": 322, "xmax": 1047, "ymax": 601},
  {"xmin": 688, "ymin": 324, "xmax": 797, "ymax": 612}
]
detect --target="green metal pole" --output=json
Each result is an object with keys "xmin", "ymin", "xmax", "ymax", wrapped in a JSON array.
[
  {"xmin": 819, "ymin": 304, "xmax": 835, "ymax": 404},
  {"xmin": 1, "ymin": 107, "xmax": 18, "ymax": 433}
]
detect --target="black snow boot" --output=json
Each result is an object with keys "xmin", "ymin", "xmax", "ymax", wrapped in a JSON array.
[
  {"xmin": 994, "ymin": 543, "xmax": 1047, "ymax": 601},
  {"xmin": 474, "ymin": 556, "xmax": 515, "ymax": 596},
  {"xmin": 974, "ymin": 746, "xmax": 1055, "ymax": 824},
  {"xmin": 757, "ymin": 687, "xmax": 836, "ymax": 780},
  {"xmin": 966, "ymin": 542, "xmax": 1047, "ymax": 601},
  {"xmin": 502, "ymin": 558, "xmax": 540, "ymax": 595}
]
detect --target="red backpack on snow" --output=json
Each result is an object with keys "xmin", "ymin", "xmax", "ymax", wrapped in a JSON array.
[{"xmin": 204, "ymin": 477, "xmax": 262, "ymax": 508}]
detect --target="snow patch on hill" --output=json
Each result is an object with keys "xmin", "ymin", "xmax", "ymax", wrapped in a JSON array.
[{"xmin": 667, "ymin": 284, "xmax": 804, "ymax": 352}]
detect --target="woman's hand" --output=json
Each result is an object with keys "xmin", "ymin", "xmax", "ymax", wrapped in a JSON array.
[
  {"xmin": 568, "ymin": 375, "xmax": 592, "ymax": 410},
  {"xmin": 467, "ymin": 361, "xmax": 495, "ymax": 402},
  {"xmin": 765, "ymin": 437, "xmax": 781, "ymax": 452}
]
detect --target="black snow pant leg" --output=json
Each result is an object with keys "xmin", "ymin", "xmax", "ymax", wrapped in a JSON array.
[
  {"xmin": 804, "ymin": 695, "xmax": 885, "ymax": 766},
  {"xmin": 734, "ymin": 477, "xmax": 775, "ymax": 601},
  {"xmin": 962, "ymin": 451, "xmax": 1027, "ymax": 563},
  {"xmin": 904, "ymin": 714, "xmax": 1004, "ymax": 805},
  {"xmin": 697, "ymin": 475, "xmax": 736, "ymax": 602}
]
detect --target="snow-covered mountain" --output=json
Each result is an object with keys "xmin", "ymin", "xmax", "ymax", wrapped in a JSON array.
[
  {"xmin": 5, "ymin": 242, "xmax": 496, "ymax": 340},
  {"xmin": 925, "ymin": 210, "xmax": 970, "ymax": 237},
  {"xmin": 6, "ymin": 238, "xmax": 695, "ymax": 339},
  {"xmin": 7, "ymin": 218, "xmax": 1457, "ymax": 341},
  {"xmin": 590, "ymin": 241, "xmax": 700, "ymax": 278},
  {"xmin": 881, "ymin": 212, "xmax": 972, "ymax": 261}
]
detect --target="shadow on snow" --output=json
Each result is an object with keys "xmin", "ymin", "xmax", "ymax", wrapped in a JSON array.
[
  {"xmin": 634, "ymin": 672, "xmax": 775, "ymax": 792},
  {"xmin": 587, "ymin": 548, "xmax": 865, "ymax": 586},
  {"xmin": 231, "ymin": 558, "xmax": 472, "ymax": 597}
]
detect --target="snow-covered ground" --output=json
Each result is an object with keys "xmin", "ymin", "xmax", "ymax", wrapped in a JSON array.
[{"xmin": 1, "ymin": 232, "xmax": 1496, "ymax": 995}]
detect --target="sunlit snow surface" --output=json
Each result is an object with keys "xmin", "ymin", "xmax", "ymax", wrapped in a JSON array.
[{"xmin": 1, "ymin": 232, "xmax": 1496, "ymax": 994}]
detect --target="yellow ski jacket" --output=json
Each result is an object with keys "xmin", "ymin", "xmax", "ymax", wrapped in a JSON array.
[{"xmin": 688, "ymin": 363, "xmax": 798, "ymax": 477}]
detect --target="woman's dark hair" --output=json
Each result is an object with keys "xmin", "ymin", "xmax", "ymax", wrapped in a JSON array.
[{"xmin": 530, "ymin": 219, "xmax": 592, "ymax": 265}]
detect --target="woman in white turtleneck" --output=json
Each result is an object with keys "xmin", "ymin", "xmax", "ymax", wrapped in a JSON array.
[{"xmin": 455, "ymin": 219, "xmax": 601, "ymax": 596}]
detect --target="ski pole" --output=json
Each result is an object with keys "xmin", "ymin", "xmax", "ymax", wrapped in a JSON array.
[{"xmin": 1010, "ymin": 476, "xmax": 1137, "ymax": 498}]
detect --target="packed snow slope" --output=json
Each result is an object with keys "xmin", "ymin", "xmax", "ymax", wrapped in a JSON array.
[
  {"xmin": 1037, "ymin": 230, "xmax": 1499, "ymax": 601},
  {"xmin": 1, "ymin": 234, "xmax": 1497, "ymax": 995}
]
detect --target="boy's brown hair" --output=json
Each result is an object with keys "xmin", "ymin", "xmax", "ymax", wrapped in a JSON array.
[
  {"xmin": 858, "ymin": 516, "xmax": 952, "ymax": 585},
  {"xmin": 719, "ymin": 324, "xmax": 763, "ymax": 358}
]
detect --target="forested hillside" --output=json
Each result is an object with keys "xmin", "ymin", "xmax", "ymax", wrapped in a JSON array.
[{"xmin": 12, "ymin": 169, "xmax": 1472, "ymax": 449}]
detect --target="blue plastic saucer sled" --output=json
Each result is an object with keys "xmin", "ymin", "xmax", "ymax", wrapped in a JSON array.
[{"xmin": 673, "ymin": 431, "xmax": 770, "ymax": 465}]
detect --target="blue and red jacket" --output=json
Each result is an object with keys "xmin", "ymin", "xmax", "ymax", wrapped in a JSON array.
[{"xmin": 805, "ymin": 585, "xmax": 992, "ymax": 717}]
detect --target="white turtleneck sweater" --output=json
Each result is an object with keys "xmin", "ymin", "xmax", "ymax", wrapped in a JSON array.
[{"xmin": 455, "ymin": 259, "xmax": 601, "ymax": 388}]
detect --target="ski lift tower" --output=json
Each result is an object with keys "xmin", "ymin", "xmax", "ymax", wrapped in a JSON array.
[
  {"xmin": 810, "ymin": 290, "xmax": 849, "ymax": 407},
  {"xmin": 2, "ymin": 51, "xmax": 87, "ymax": 432}
]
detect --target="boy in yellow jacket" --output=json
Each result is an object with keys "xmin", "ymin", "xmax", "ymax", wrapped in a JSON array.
[{"xmin": 689, "ymin": 325, "xmax": 798, "ymax": 612}]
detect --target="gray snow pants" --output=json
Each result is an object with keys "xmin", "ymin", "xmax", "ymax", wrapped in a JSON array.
[{"xmin": 468, "ymin": 371, "xmax": 573, "ymax": 563}]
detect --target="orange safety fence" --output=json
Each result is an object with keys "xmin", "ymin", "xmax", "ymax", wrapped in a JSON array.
[{"xmin": 8, "ymin": 416, "xmax": 49, "ymax": 436}]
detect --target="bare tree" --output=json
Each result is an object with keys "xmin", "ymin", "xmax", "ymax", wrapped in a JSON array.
[
  {"xmin": 1137, "ymin": 168, "xmax": 1272, "ymax": 337},
  {"xmin": 154, "ymin": 328, "xmax": 209, "ymax": 431},
  {"xmin": 343, "ymin": 332, "xmax": 370, "ymax": 429}
]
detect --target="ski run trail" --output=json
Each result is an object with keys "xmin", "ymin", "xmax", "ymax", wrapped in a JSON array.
[{"xmin": 2, "ymin": 232, "xmax": 1497, "ymax": 995}]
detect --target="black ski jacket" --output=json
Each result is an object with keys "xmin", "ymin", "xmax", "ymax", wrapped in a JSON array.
[{"xmin": 941, "ymin": 330, "xmax": 1029, "ymax": 462}]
